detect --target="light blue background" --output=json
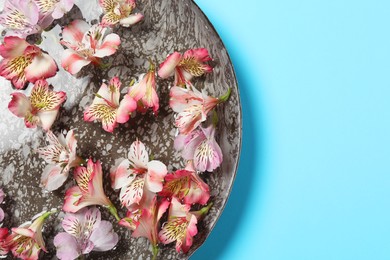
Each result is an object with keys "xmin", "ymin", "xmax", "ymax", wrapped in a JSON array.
[{"xmin": 192, "ymin": 0, "xmax": 390, "ymax": 259}]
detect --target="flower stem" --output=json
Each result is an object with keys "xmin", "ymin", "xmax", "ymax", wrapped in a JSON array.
[
  {"xmin": 191, "ymin": 202, "xmax": 213, "ymax": 220},
  {"xmin": 212, "ymin": 110, "xmax": 219, "ymax": 127},
  {"xmin": 107, "ymin": 204, "xmax": 120, "ymax": 221},
  {"xmin": 218, "ymin": 87, "xmax": 231, "ymax": 103},
  {"xmin": 152, "ymin": 244, "xmax": 159, "ymax": 260}
]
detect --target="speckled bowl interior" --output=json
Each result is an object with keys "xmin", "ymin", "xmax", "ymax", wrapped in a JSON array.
[{"xmin": 0, "ymin": 0, "xmax": 241, "ymax": 259}]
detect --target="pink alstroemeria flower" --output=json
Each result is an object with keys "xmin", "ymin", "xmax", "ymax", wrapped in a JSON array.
[
  {"xmin": 5, "ymin": 210, "xmax": 55, "ymax": 260},
  {"xmin": 174, "ymin": 125, "xmax": 223, "ymax": 172},
  {"xmin": 60, "ymin": 20, "xmax": 121, "ymax": 75},
  {"xmin": 132, "ymin": 194, "xmax": 170, "ymax": 259},
  {"xmin": 0, "ymin": 0, "xmax": 74, "ymax": 38},
  {"xmin": 110, "ymin": 140, "xmax": 168, "ymax": 209},
  {"xmin": 158, "ymin": 48, "xmax": 213, "ymax": 86},
  {"xmin": 54, "ymin": 207, "xmax": 119, "ymax": 260},
  {"xmin": 0, "ymin": 36, "xmax": 58, "ymax": 90},
  {"xmin": 99, "ymin": 0, "xmax": 144, "ymax": 27},
  {"xmin": 128, "ymin": 61, "xmax": 159, "ymax": 113},
  {"xmin": 170, "ymin": 85, "xmax": 230, "ymax": 134},
  {"xmin": 0, "ymin": 228, "xmax": 8, "ymax": 257},
  {"xmin": 37, "ymin": 130, "xmax": 83, "ymax": 191},
  {"xmin": 158, "ymin": 198, "xmax": 198, "ymax": 254},
  {"xmin": 159, "ymin": 161, "xmax": 210, "ymax": 205},
  {"xmin": 63, "ymin": 159, "xmax": 120, "ymax": 220},
  {"xmin": 8, "ymin": 79, "xmax": 66, "ymax": 130},
  {"xmin": 84, "ymin": 76, "xmax": 137, "ymax": 133}
]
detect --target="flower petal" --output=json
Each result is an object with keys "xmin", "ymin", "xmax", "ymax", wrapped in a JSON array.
[
  {"xmin": 84, "ymin": 103, "xmax": 117, "ymax": 133},
  {"xmin": 110, "ymin": 159, "xmax": 135, "ymax": 190},
  {"xmin": 116, "ymin": 94, "xmax": 136, "ymax": 123},
  {"xmin": 62, "ymin": 19, "xmax": 90, "ymax": 44},
  {"xmin": 145, "ymin": 160, "xmax": 167, "ymax": 193},
  {"xmin": 93, "ymin": 33, "xmax": 120, "ymax": 58},
  {"xmin": 41, "ymin": 164, "xmax": 68, "ymax": 191},
  {"xmin": 0, "ymin": 36, "xmax": 29, "ymax": 59},
  {"xmin": 25, "ymin": 52, "xmax": 58, "ymax": 83},
  {"xmin": 89, "ymin": 221, "xmax": 118, "ymax": 251},
  {"xmin": 8, "ymin": 92, "xmax": 30, "ymax": 118},
  {"xmin": 61, "ymin": 49, "xmax": 91, "ymax": 75},
  {"xmin": 119, "ymin": 13, "xmax": 144, "ymax": 27},
  {"xmin": 128, "ymin": 140, "xmax": 149, "ymax": 169},
  {"xmin": 119, "ymin": 176, "xmax": 144, "ymax": 208},
  {"xmin": 53, "ymin": 232, "xmax": 80, "ymax": 260},
  {"xmin": 30, "ymin": 79, "xmax": 67, "ymax": 111},
  {"xmin": 37, "ymin": 109, "xmax": 59, "ymax": 131},
  {"xmin": 158, "ymin": 52, "xmax": 182, "ymax": 78}
]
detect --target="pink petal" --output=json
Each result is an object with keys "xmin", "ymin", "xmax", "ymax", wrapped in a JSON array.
[
  {"xmin": 0, "ymin": 36, "xmax": 29, "ymax": 59},
  {"xmin": 89, "ymin": 221, "xmax": 118, "ymax": 251},
  {"xmin": 183, "ymin": 48, "xmax": 212, "ymax": 62},
  {"xmin": 11, "ymin": 227, "xmax": 34, "ymax": 238},
  {"xmin": 37, "ymin": 109, "xmax": 60, "ymax": 131},
  {"xmin": 170, "ymin": 197, "xmax": 190, "ymax": 218},
  {"xmin": 158, "ymin": 52, "xmax": 182, "ymax": 78},
  {"xmin": 8, "ymin": 92, "xmax": 30, "ymax": 118},
  {"xmin": 128, "ymin": 75, "xmax": 147, "ymax": 101},
  {"xmin": 116, "ymin": 95, "xmax": 136, "ymax": 123},
  {"xmin": 51, "ymin": 0, "xmax": 75, "ymax": 19},
  {"xmin": 25, "ymin": 52, "xmax": 58, "ymax": 83},
  {"xmin": 176, "ymin": 130, "xmax": 205, "ymax": 160},
  {"xmin": 0, "ymin": 208, "xmax": 4, "ymax": 223},
  {"xmin": 53, "ymin": 232, "xmax": 80, "ymax": 260},
  {"xmin": 62, "ymin": 209, "xmax": 84, "ymax": 236},
  {"xmin": 175, "ymin": 106, "xmax": 206, "ymax": 134},
  {"xmin": 110, "ymin": 159, "xmax": 135, "ymax": 190},
  {"xmin": 61, "ymin": 49, "xmax": 91, "ymax": 75},
  {"xmin": 94, "ymin": 33, "xmax": 120, "ymax": 58},
  {"xmin": 62, "ymin": 19, "xmax": 90, "ymax": 44},
  {"xmin": 41, "ymin": 164, "xmax": 68, "ymax": 191},
  {"xmin": 63, "ymin": 186, "xmax": 83, "ymax": 213},
  {"xmin": 145, "ymin": 160, "xmax": 167, "ymax": 193},
  {"xmin": 119, "ymin": 13, "xmax": 144, "ymax": 27},
  {"xmin": 193, "ymin": 139, "xmax": 223, "ymax": 172},
  {"xmin": 169, "ymin": 86, "xmax": 203, "ymax": 113},
  {"xmin": 120, "ymin": 176, "xmax": 144, "ymax": 208},
  {"xmin": 128, "ymin": 140, "xmax": 149, "ymax": 169}
]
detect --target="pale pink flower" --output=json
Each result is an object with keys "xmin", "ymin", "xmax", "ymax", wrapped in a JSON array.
[
  {"xmin": 54, "ymin": 207, "xmax": 119, "ymax": 260},
  {"xmin": 0, "ymin": 36, "xmax": 58, "ymax": 89},
  {"xmin": 0, "ymin": 0, "xmax": 43, "ymax": 38},
  {"xmin": 99, "ymin": 0, "xmax": 144, "ymax": 27},
  {"xmin": 170, "ymin": 85, "xmax": 230, "ymax": 134},
  {"xmin": 174, "ymin": 125, "xmax": 223, "ymax": 172},
  {"xmin": 0, "ymin": 0, "xmax": 75, "ymax": 38},
  {"xmin": 110, "ymin": 140, "xmax": 167, "ymax": 210},
  {"xmin": 37, "ymin": 130, "xmax": 82, "ymax": 191},
  {"xmin": 8, "ymin": 79, "xmax": 66, "ymax": 130},
  {"xmin": 60, "ymin": 20, "xmax": 121, "ymax": 75},
  {"xmin": 84, "ymin": 76, "xmax": 137, "ymax": 133},
  {"xmin": 132, "ymin": 194, "xmax": 170, "ymax": 259},
  {"xmin": 5, "ymin": 210, "xmax": 56, "ymax": 260},
  {"xmin": 158, "ymin": 48, "xmax": 213, "ymax": 86},
  {"xmin": 63, "ymin": 159, "xmax": 120, "ymax": 220},
  {"xmin": 128, "ymin": 61, "xmax": 159, "ymax": 114},
  {"xmin": 158, "ymin": 197, "xmax": 198, "ymax": 254},
  {"xmin": 159, "ymin": 161, "xmax": 210, "ymax": 205}
]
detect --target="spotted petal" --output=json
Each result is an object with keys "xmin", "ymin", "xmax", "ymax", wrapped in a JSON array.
[
  {"xmin": 128, "ymin": 140, "xmax": 149, "ymax": 169},
  {"xmin": 120, "ymin": 176, "xmax": 145, "ymax": 208},
  {"xmin": 61, "ymin": 49, "xmax": 91, "ymax": 75},
  {"xmin": 30, "ymin": 79, "xmax": 66, "ymax": 111},
  {"xmin": 84, "ymin": 103, "xmax": 117, "ymax": 133}
]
